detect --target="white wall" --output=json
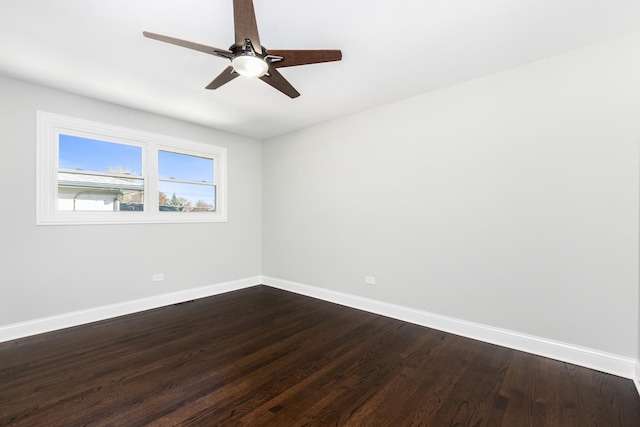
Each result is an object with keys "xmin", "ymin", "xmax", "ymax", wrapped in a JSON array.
[
  {"xmin": 0, "ymin": 75, "xmax": 262, "ymax": 326},
  {"xmin": 263, "ymin": 32, "xmax": 640, "ymax": 358}
]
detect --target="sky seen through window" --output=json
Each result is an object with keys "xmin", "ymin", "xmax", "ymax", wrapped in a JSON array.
[{"xmin": 59, "ymin": 134, "xmax": 215, "ymax": 206}]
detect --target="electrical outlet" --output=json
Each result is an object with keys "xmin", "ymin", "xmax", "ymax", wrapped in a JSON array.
[
  {"xmin": 365, "ymin": 276, "xmax": 376, "ymax": 285},
  {"xmin": 152, "ymin": 273, "xmax": 165, "ymax": 282}
]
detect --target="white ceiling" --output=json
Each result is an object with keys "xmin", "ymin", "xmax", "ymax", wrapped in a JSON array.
[{"xmin": 1, "ymin": 1, "xmax": 640, "ymax": 140}]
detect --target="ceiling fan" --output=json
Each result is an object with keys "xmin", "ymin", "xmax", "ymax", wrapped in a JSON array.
[{"xmin": 143, "ymin": 0, "xmax": 342, "ymax": 98}]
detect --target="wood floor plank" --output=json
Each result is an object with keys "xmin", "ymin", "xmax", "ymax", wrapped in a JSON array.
[{"xmin": 1, "ymin": 285, "xmax": 639, "ymax": 426}]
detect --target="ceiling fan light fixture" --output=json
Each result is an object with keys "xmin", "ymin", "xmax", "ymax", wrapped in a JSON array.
[
  {"xmin": 143, "ymin": 0, "xmax": 342, "ymax": 97},
  {"xmin": 231, "ymin": 55, "xmax": 268, "ymax": 78}
]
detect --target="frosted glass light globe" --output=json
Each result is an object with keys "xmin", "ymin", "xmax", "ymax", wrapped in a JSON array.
[{"xmin": 231, "ymin": 55, "xmax": 268, "ymax": 78}]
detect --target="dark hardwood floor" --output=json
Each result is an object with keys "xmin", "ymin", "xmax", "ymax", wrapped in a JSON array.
[{"xmin": 1, "ymin": 286, "xmax": 639, "ymax": 426}]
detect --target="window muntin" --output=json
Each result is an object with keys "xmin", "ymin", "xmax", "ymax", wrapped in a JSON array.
[{"xmin": 37, "ymin": 112, "xmax": 227, "ymax": 225}]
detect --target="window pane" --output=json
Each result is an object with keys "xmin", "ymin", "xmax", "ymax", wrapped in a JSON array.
[
  {"xmin": 159, "ymin": 182, "xmax": 215, "ymax": 212},
  {"xmin": 59, "ymin": 134, "xmax": 142, "ymax": 175},
  {"xmin": 58, "ymin": 172, "xmax": 144, "ymax": 212},
  {"xmin": 159, "ymin": 150, "xmax": 213, "ymax": 183}
]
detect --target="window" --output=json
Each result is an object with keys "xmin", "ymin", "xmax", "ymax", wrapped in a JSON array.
[
  {"xmin": 37, "ymin": 111, "xmax": 227, "ymax": 225},
  {"xmin": 57, "ymin": 135, "xmax": 145, "ymax": 213},
  {"xmin": 158, "ymin": 150, "xmax": 216, "ymax": 212}
]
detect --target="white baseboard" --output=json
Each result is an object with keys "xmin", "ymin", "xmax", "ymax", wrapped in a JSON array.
[
  {"xmin": 263, "ymin": 276, "xmax": 640, "ymax": 382},
  {"xmin": 2, "ymin": 274, "xmax": 639, "ymax": 390},
  {"xmin": 635, "ymin": 360, "xmax": 640, "ymax": 397},
  {"xmin": 0, "ymin": 276, "xmax": 260, "ymax": 343}
]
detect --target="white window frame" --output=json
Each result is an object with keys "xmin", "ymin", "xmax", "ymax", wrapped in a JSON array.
[{"xmin": 36, "ymin": 111, "xmax": 227, "ymax": 225}]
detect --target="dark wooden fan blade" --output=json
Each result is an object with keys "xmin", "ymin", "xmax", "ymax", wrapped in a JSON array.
[
  {"xmin": 267, "ymin": 49, "xmax": 342, "ymax": 68},
  {"xmin": 143, "ymin": 31, "xmax": 232, "ymax": 58},
  {"xmin": 205, "ymin": 66, "xmax": 239, "ymax": 90},
  {"xmin": 260, "ymin": 68, "xmax": 300, "ymax": 98},
  {"xmin": 233, "ymin": 0, "xmax": 262, "ymax": 54}
]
